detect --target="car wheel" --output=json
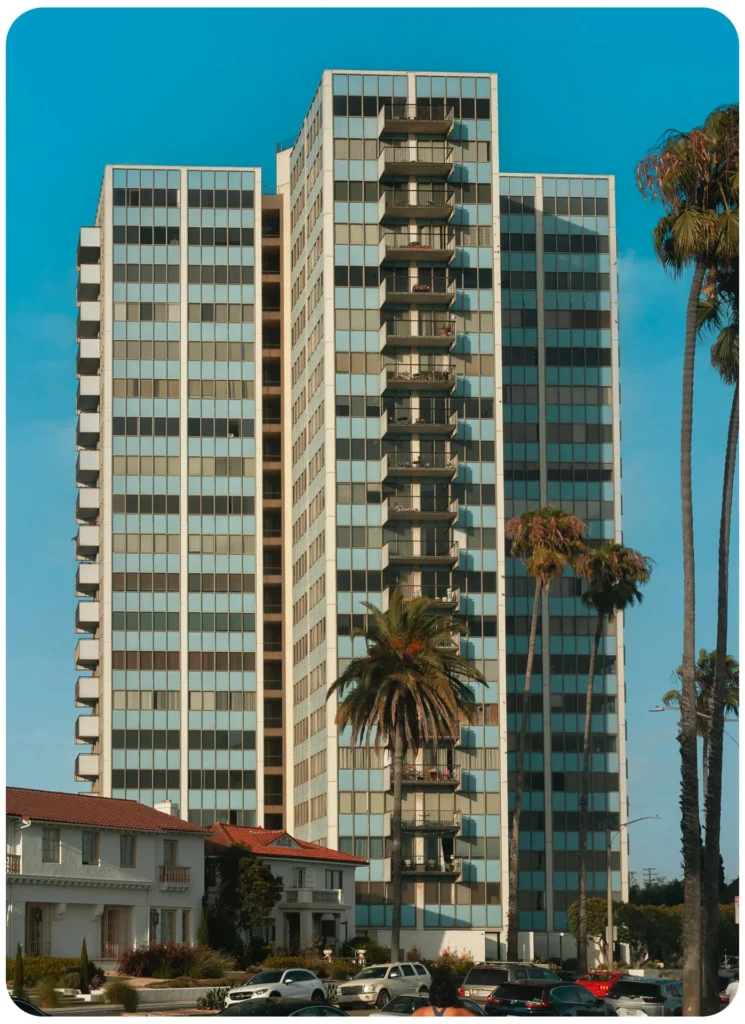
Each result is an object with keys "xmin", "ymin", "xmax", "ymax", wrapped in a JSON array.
[
  {"xmin": 419, "ymin": 987, "xmax": 430, "ymax": 997},
  {"xmin": 269, "ymin": 991, "xmax": 282, "ymax": 999},
  {"xmin": 376, "ymin": 989, "xmax": 391, "ymax": 1008},
  {"xmin": 311, "ymin": 989, "xmax": 325, "ymax": 1003}
]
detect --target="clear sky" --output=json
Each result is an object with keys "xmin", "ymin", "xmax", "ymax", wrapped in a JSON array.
[{"xmin": 6, "ymin": 7, "xmax": 739, "ymax": 882}]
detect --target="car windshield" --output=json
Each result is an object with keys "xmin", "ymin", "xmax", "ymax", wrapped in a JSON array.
[
  {"xmin": 611, "ymin": 982, "xmax": 663, "ymax": 998},
  {"xmin": 354, "ymin": 967, "xmax": 389, "ymax": 980},
  {"xmin": 583, "ymin": 974, "xmax": 615, "ymax": 981},
  {"xmin": 247, "ymin": 972, "xmax": 284, "ymax": 985},
  {"xmin": 466, "ymin": 968, "xmax": 509, "ymax": 985}
]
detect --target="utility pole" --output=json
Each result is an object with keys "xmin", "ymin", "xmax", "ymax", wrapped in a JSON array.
[{"xmin": 642, "ymin": 867, "xmax": 658, "ymax": 887}]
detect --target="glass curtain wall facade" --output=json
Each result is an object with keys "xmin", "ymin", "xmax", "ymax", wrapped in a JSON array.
[
  {"xmin": 75, "ymin": 166, "xmax": 265, "ymax": 829},
  {"xmin": 75, "ymin": 72, "xmax": 626, "ymax": 960}
]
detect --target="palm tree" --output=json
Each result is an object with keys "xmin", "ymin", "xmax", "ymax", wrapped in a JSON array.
[
  {"xmin": 699, "ymin": 255, "xmax": 739, "ymax": 1013},
  {"xmin": 327, "ymin": 590, "xmax": 484, "ymax": 963},
  {"xmin": 636, "ymin": 103, "xmax": 738, "ymax": 1016},
  {"xmin": 573, "ymin": 544, "xmax": 652, "ymax": 975},
  {"xmin": 662, "ymin": 650, "xmax": 739, "ymax": 804},
  {"xmin": 504, "ymin": 508, "xmax": 586, "ymax": 961}
]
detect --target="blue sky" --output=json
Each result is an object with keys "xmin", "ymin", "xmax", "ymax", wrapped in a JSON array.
[{"xmin": 6, "ymin": 7, "xmax": 739, "ymax": 881}]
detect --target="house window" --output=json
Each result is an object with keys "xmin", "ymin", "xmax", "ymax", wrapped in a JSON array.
[
  {"xmin": 163, "ymin": 839, "xmax": 178, "ymax": 866},
  {"xmin": 41, "ymin": 828, "xmax": 60, "ymax": 863},
  {"xmin": 292, "ymin": 868, "xmax": 313, "ymax": 888},
  {"xmin": 181, "ymin": 910, "xmax": 191, "ymax": 944},
  {"xmin": 325, "ymin": 870, "xmax": 342, "ymax": 890},
  {"xmin": 82, "ymin": 831, "xmax": 99, "ymax": 865},
  {"xmin": 120, "ymin": 834, "xmax": 136, "ymax": 868},
  {"xmin": 161, "ymin": 909, "xmax": 177, "ymax": 942}
]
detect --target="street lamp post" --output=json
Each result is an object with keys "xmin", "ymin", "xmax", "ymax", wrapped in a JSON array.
[
  {"xmin": 606, "ymin": 815, "xmax": 660, "ymax": 967},
  {"xmin": 559, "ymin": 932, "xmax": 564, "ymax": 966},
  {"xmin": 648, "ymin": 706, "xmax": 739, "ymax": 746}
]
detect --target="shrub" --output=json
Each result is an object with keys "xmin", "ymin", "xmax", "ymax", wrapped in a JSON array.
[
  {"xmin": 12, "ymin": 944, "xmax": 23, "ymax": 998},
  {"xmin": 105, "ymin": 981, "xmax": 140, "ymax": 1012},
  {"xmin": 117, "ymin": 942, "xmax": 235, "ymax": 979},
  {"xmin": 79, "ymin": 938, "xmax": 90, "ymax": 995},
  {"xmin": 146, "ymin": 976, "xmax": 218, "ymax": 988},
  {"xmin": 430, "ymin": 947, "xmax": 474, "ymax": 977},
  {"xmin": 327, "ymin": 958, "xmax": 352, "ymax": 980},
  {"xmin": 349, "ymin": 937, "xmax": 390, "ymax": 965},
  {"xmin": 60, "ymin": 972, "xmax": 81, "ymax": 990},
  {"xmin": 33, "ymin": 978, "xmax": 60, "ymax": 1009},
  {"xmin": 5, "ymin": 957, "xmax": 105, "ymax": 989},
  {"xmin": 406, "ymin": 947, "xmax": 422, "ymax": 964},
  {"xmin": 196, "ymin": 986, "xmax": 232, "ymax": 1010},
  {"xmin": 259, "ymin": 954, "xmax": 313, "ymax": 971}
]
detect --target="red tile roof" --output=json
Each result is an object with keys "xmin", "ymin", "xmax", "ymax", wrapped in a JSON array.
[
  {"xmin": 207, "ymin": 822, "xmax": 367, "ymax": 864},
  {"xmin": 6, "ymin": 788, "xmax": 210, "ymax": 834}
]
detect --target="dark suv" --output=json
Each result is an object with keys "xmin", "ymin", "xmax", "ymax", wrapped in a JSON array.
[{"xmin": 485, "ymin": 981, "xmax": 615, "ymax": 1016}]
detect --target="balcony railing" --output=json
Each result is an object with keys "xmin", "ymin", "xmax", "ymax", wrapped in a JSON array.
[
  {"xmin": 283, "ymin": 888, "xmax": 343, "ymax": 904},
  {"xmin": 383, "ymin": 189, "xmax": 455, "ymax": 213},
  {"xmin": 402, "ymin": 857, "xmax": 462, "ymax": 876},
  {"xmin": 7, "ymin": 854, "xmax": 20, "ymax": 874},
  {"xmin": 264, "ymin": 639, "xmax": 283, "ymax": 652},
  {"xmin": 388, "ymin": 540, "xmax": 459, "ymax": 560},
  {"xmin": 397, "ymin": 585, "xmax": 460, "ymax": 606},
  {"xmin": 382, "ymin": 230, "xmax": 455, "ymax": 253},
  {"xmin": 402, "ymin": 811, "xmax": 461, "ymax": 830},
  {"xmin": 159, "ymin": 865, "xmax": 190, "ymax": 884},
  {"xmin": 383, "ymin": 102, "xmax": 455, "ymax": 124},
  {"xmin": 264, "ymin": 754, "xmax": 284, "ymax": 767},
  {"xmin": 402, "ymin": 764, "xmax": 461, "ymax": 785},
  {"xmin": 387, "ymin": 495, "xmax": 459, "ymax": 516},
  {"xmin": 385, "ymin": 364, "xmax": 455, "ymax": 387},
  {"xmin": 382, "ymin": 144, "xmax": 453, "ymax": 166},
  {"xmin": 265, "ymin": 716, "xmax": 284, "ymax": 729},
  {"xmin": 386, "ymin": 452, "xmax": 457, "ymax": 472},
  {"xmin": 386, "ymin": 405, "xmax": 456, "ymax": 428},
  {"xmin": 383, "ymin": 276, "xmax": 455, "ymax": 299}
]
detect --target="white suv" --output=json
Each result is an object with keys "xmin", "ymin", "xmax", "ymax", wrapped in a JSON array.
[
  {"xmin": 336, "ymin": 962, "xmax": 432, "ymax": 1009},
  {"xmin": 224, "ymin": 968, "xmax": 327, "ymax": 1006}
]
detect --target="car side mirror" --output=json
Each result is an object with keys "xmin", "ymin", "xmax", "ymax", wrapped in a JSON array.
[{"xmin": 285, "ymin": 979, "xmax": 293, "ymax": 985}]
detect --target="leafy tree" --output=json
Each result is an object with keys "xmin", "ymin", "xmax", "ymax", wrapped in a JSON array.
[
  {"xmin": 328, "ymin": 590, "xmax": 484, "ymax": 961},
  {"xmin": 574, "ymin": 543, "xmax": 652, "ymax": 973},
  {"xmin": 207, "ymin": 845, "xmax": 283, "ymax": 958},
  {"xmin": 637, "ymin": 102, "xmax": 738, "ymax": 1016},
  {"xmin": 629, "ymin": 877, "xmax": 685, "ymax": 907},
  {"xmin": 13, "ymin": 943, "xmax": 24, "ymax": 998},
  {"xmin": 197, "ymin": 908, "xmax": 210, "ymax": 947},
  {"xmin": 505, "ymin": 509, "xmax": 586, "ymax": 960},
  {"xmin": 79, "ymin": 938, "xmax": 90, "ymax": 995},
  {"xmin": 616, "ymin": 904, "xmax": 683, "ymax": 967},
  {"xmin": 568, "ymin": 897, "xmax": 617, "ymax": 966}
]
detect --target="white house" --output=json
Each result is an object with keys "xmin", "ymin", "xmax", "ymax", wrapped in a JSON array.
[
  {"xmin": 6, "ymin": 788, "xmax": 210, "ymax": 964},
  {"xmin": 205, "ymin": 824, "xmax": 366, "ymax": 954}
]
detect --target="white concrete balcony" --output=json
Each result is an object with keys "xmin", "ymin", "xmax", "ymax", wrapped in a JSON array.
[
  {"xmin": 280, "ymin": 889, "xmax": 344, "ymax": 907},
  {"xmin": 77, "ymin": 338, "xmax": 100, "ymax": 375},
  {"xmin": 77, "ymin": 262, "xmax": 101, "ymax": 302},
  {"xmin": 382, "ymin": 762, "xmax": 461, "ymax": 790},
  {"xmin": 379, "ymin": 189, "xmax": 454, "ymax": 221},
  {"xmin": 76, "ymin": 525, "xmax": 100, "ymax": 559},
  {"xmin": 379, "ymin": 143, "xmax": 454, "ymax": 179},
  {"xmin": 74, "ymin": 752, "xmax": 100, "ymax": 781},
  {"xmin": 76, "ymin": 601, "xmax": 100, "ymax": 634},
  {"xmin": 382, "ymin": 450, "xmax": 458, "ymax": 480},
  {"xmin": 380, "ymin": 318, "xmax": 456, "ymax": 351},
  {"xmin": 77, "ymin": 413, "xmax": 100, "ymax": 448},
  {"xmin": 76, "ymin": 487, "xmax": 100, "ymax": 522},
  {"xmin": 78, "ymin": 227, "xmax": 101, "ymax": 268},
  {"xmin": 380, "ymin": 275, "xmax": 456, "ymax": 308},
  {"xmin": 385, "ymin": 810, "xmax": 461, "ymax": 834},
  {"xmin": 76, "ymin": 561, "xmax": 100, "ymax": 597},
  {"xmin": 75, "ymin": 676, "xmax": 99, "ymax": 707},
  {"xmin": 77, "ymin": 376, "xmax": 100, "ymax": 412},
  {"xmin": 379, "ymin": 229, "xmax": 455, "ymax": 264},
  {"xmin": 77, "ymin": 301, "xmax": 101, "ymax": 340},
  {"xmin": 382, "ymin": 494, "xmax": 459, "ymax": 523},
  {"xmin": 75, "ymin": 714, "xmax": 100, "ymax": 744},
  {"xmin": 382, "ymin": 404, "xmax": 458, "ymax": 437},
  {"xmin": 379, "ymin": 101, "xmax": 454, "ymax": 135},
  {"xmin": 75, "ymin": 638, "xmax": 100, "ymax": 670},
  {"xmin": 76, "ymin": 449, "xmax": 100, "ymax": 485},
  {"xmin": 383, "ymin": 538, "xmax": 460, "ymax": 567}
]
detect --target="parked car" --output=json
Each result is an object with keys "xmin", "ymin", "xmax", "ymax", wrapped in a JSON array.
[
  {"xmin": 219, "ymin": 1000, "xmax": 347, "ymax": 1017},
  {"xmin": 369, "ymin": 994, "xmax": 486, "ymax": 1016},
  {"xmin": 578, "ymin": 973, "xmax": 632, "ymax": 998},
  {"xmin": 11, "ymin": 999, "xmax": 49, "ymax": 1017},
  {"xmin": 485, "ymin": 981, "xmax": 615, "ymax": 1016},
  {"xmin": 460, "ymin": 964, "xmax": 560, "ymax": 1004},
  {"xmin": 224, "ymin": 969, "xmax": 327, "ymax": 1007},
  {"xmin": 605, "ymin": 978, "xmax": 683, "ymax": 1017},
  {"xmin": 335, "ymin": 962, "xmax": 432, "ymax": 1009}
]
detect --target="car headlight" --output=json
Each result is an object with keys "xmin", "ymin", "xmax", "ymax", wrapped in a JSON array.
[
  {"xmin": 363, "ymin": 985, "xmax": 376, "ymax": 993},
  {"xmin": 252, "ymin": 990, "xmax": 267, "ymax": 996}
]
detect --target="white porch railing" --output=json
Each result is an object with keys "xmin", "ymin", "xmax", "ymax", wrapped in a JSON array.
[{"xmin": 283, "ymin": 888, "xmax": 342, "ymax": 905}]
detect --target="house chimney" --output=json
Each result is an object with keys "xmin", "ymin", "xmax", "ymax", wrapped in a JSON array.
[{"xmin": 155, "ymin": 800, "xmax": 180, "ymax": 818}]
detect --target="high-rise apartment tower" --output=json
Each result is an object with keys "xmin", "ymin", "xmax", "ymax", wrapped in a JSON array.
[{"xmin": 75, "ymin": 69, "xmax": 627, "ymax": 959}]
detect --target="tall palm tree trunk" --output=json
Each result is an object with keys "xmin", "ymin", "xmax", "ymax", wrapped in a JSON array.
[
  {"xmin": 507, "ymin": 581, "xmax": 542, "ymax": 961},
  {"xmin": 577, "ymin": 614, "xmax": 605, "ymax": 974},
  {"xmin": 389, "ymin": 717, "xmax": 405, "ymax": 962},
  {"xmin": 680, "ymin": 259, "xmax": 706, "ymax": 1016},
  {"xmin": 702, "ymin": 380, "xmax": 738, "ymax": 1013}
]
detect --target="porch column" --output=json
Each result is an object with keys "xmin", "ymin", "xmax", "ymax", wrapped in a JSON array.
[{"xmin": 299, "ymin": 909, "xmax": 314, "ymax": 949}]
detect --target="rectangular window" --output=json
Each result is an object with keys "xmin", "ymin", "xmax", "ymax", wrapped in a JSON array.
[
  {"xmin": 325, "ymin": 869, "xmax": 343, "ymax": 890},
  {"xmin": 41, "ymin": 828, "xmax": 60, "ymax": 863},
  {"xmin": 163, "ymin": 839, "xmax": 178, "ymax": 866},
  {"xmin": 120, "ymin": 834, "xmax": 136, "ymax": 868},
  {"xmin": 82, "ymin": 831, "xmax": 99, "ymax": 865},
  {"xmin": 181, "ymin": 910, "xmax": 191, "ymax": 944},
  {"xmin": 161, "ymin": 909, "xmax": 177, "ymax": 942}
]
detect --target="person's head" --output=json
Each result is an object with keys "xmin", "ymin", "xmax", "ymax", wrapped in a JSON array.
[
  {"xmin": 429, "ymin": 977, "xmax": 460, "ymax": 1009},
  {"xmin": 733, "ymin": 971, "xmax": 739, "ymax": 981}
]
